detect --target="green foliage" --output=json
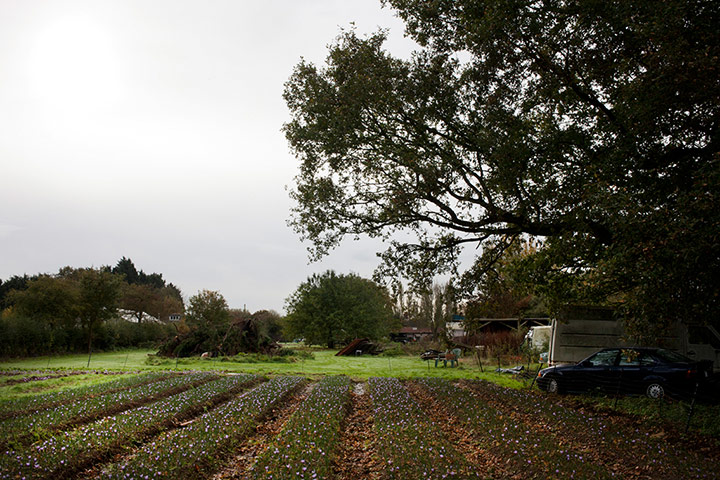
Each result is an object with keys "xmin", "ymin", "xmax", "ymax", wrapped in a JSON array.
[
  {"xmin": 284, "ymin": 0, "xmax": 720, "ymax": 332},
  {"xmin": 462, "ymin": 237, "xmax": 547, "ymax": 319},
  {"xmin": 119, "ymin": 283, "xmax": 183, "ymax": 323},
  {"xmin": 160, "ymin": 290, "xmax": 230, "ymax": 357},
  {"xmin": 0, "ymin": 315, "xmax": 56, "ymax": 357},
  {"xmin": 379, "ymin": 343, "xmax": 406, "ymax": 357},
  {"xmin": 102, "ymin": 319, "xmax": 175, "ymax": 349},
  {"xmin": 73, "ymin": 268, "xmax": 123, "ymax": 353},
  {"xmin": 285, "ymin": 271, "xmax": 396, "ymax": 348},
  {"xmin": 9, "ymin": 275, "xmax": 79, "ymax": 324},
  {"xmin": 1, "ymin": 269, "xmax": 123, "ymax": 356},
  {"xmin": 0, "ymin": 314, "xmax": 172, "ymax": 357},
  {"xmin": 185, "ymin": 290, "xmax": 229, "ymax": 330},
  {"xmin": 594, "ymin": 396, "xmax": 720, "ymax": 440},
  {"xmin": 111, "ymin": 257, "xmax": 179, "ymax": 294},
  {"xmin": 159, "ymin": 295, "xmax": 283, "ymax": 358},
  {"xmin": 0, "ymin": 275, "xmax": 32, "ymax": 310}
]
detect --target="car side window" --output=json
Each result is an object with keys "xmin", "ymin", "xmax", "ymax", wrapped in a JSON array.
[
  {"xmin": 639, "ymin": 352, "xmax": 657, "ymax": 366},
  {"xmin": 588, "ymin": 350, "xmax": 618, "ymax": 366},
  {"xmin": 619, "ymin": 350, "xmax": 640, "ymax": 366}
]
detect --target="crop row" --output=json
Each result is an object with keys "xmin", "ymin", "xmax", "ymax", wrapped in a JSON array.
[
  {"xmin": 0, "ymin": 371, "xmax": 216, "ymax": 447},
  {"xmin": 0, "ymin": 371, "xmax": 170, "ymax": 420},
  {"xmin": 464, "ymin": 379, "xmax": 716, "ymax": 479},
  {"xmin": 0, "ymin": 371, "xmax": 70, "ymax": 387},
  {"xmin": 99, "ymin": 375, "xmax": 306, "ymax": 479},
  {"xmin": 0, "ymin": 374, "xmax": 260, "ymax": 479},
  {"xmin": 250, "ymin": 375, "xmax": 352, "ymax": 479},
  {"xmin": 368, "ymin": 377, "xmax": 479, "ymax": 479},
  {"xmin": 2, "ymin": 373, "xmax": 716, "ymax": 480},
  {"xmin": 415, "ymin": 378, "xmax": 612, "ymax": 479}
]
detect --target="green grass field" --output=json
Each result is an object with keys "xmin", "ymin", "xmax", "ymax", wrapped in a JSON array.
[
  {"xmin": 1, "ymin": 349, "xmax": 719, "ymax": 441},
  {"xmin": 0, "ymin": 348, "xmax": 527, "ymax": 386}
]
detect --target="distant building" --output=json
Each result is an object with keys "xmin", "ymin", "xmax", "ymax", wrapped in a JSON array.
[
  {"xmin": 116, "ymin": 309, "xmax": 159, "ymax": 323},
  {"xmin": 391, "ymin": 326, "xmax": 433, "ymax": 343},
  {"xmin": 446, "ymin": 318, "xmax": 465, "ymax": 340}
]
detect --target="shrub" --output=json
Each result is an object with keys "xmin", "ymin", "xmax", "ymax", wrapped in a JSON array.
[
  {"xmin": 379, "ymin": 343, "xmax": 406, "ymax": 357},
  {"xmin": 476, "ymin": 330, "xmax": 526, "ymax": 358}
]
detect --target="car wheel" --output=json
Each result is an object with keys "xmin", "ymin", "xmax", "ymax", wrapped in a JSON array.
[
  {"xmin": 646, "ymin": 382, "xmax": 665, "ymax": 399},
  {"xmin": 547, "ymin": 377, "xmax": 560, "ymax": 394}
]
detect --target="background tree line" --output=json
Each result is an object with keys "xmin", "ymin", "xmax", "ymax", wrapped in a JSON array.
[{"xmin": 0, "ymin": 258, "xmax": 183, "ymax": 357}]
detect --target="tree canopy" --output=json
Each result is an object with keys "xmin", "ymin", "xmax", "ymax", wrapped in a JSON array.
[
  {"xmin": 284, "ymin": 0, "xmax": 719, "ymax": 336},
  {"xmin": 285, "ymin": 271, "xmax": 395, "ymax": 348}
]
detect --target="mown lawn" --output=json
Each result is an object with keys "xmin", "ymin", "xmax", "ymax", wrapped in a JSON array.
[{"xmin": 0, "ymin": 348, "xmax": 527, "ymax": 386}]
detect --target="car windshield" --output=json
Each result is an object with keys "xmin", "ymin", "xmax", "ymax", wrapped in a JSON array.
[{"xmin": 652, "ymin": 349, "xmax": 692, "ymax": 364}]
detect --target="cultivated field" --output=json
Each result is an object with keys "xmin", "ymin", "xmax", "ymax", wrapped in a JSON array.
[{"xmin": 1, "ymin": 369, "xmax": 719, "ymax": 479}]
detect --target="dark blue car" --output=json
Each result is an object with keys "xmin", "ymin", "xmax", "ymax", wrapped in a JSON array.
[{"xmin": 536, "ymin": 347, "xmax": 713, "ymax": 399}]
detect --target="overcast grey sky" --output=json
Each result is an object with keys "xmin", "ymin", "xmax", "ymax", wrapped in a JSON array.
[{"xmin": 0, "ymin": 0, "xmax": 418, "ymax": 313}]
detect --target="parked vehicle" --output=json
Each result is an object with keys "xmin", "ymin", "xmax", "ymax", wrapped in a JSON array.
[
  {"xmin": 548, "ymin": 306, "xmax": 720, "ymax": 372},
  {"xmin": 536, "ymin": 347, "xmax": 714, "ymax": 399}
]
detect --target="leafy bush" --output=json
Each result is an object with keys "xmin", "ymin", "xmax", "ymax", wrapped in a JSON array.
[
  {"xmin": 222, "ymin": 349, "xmax": 314, "ymax": 364},
  {"xmin": 292, "ymin": 349, "xmax": 315, "ymax": 360},
  {"xmin": 379, "ymin": 343, "xmax": 406, "ymax": 357}
]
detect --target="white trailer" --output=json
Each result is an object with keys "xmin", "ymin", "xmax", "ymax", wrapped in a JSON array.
[
  {"xmin": 548, "ymin": 306, "xmax": 720, "ymax": 371},
  {"xmin": 525, "ymin": 325, "xmax": 552, "ymax": 352}
]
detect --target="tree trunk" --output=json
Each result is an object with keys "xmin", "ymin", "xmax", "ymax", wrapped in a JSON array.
[{"xmin": 87, "ymin": 322, "xmax": 94, "ymax": 368}]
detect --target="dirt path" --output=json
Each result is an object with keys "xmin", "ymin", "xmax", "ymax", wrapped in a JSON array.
[
  {"xmin": 332, "ymin": 381, "xmax": 383, "ymax": 480},
  {"xmin": 212, "ymin": 381, "xmax": 316, "ymax": 479}
]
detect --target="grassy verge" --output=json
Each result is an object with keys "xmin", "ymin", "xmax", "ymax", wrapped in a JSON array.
[
  {"xmin": 0, "ymin": 372, "xmax": 141, "ymax": 403},
  {"xmin": 0, "ymin": 349, "xmax": 529, "ymax": 386},
  {"xmin": 0, "ymin": 350, "xmax": 154, "ymax": 371}
]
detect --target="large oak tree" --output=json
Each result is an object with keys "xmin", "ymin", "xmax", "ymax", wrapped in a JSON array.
[{"xmin": 284, "ymin": 0, "xmax": 719, "ymax": 337}]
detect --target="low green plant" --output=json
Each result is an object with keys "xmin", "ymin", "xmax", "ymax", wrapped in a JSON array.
[
  {"xmin": 573, "ymin": 394, "xmax": 720, "ymax": 439},
  {"xmin": 0, "ymin": 372, "xmax": 215, "ymax": 448},
  {"xmin": 379, "ymin": 344, "xmax": 406, "ymax": 357}
]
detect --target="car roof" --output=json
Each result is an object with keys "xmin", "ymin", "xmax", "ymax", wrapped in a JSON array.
[{"xmin": 599, "ymin": 347, "xmax": 661, "ymax": 352}]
